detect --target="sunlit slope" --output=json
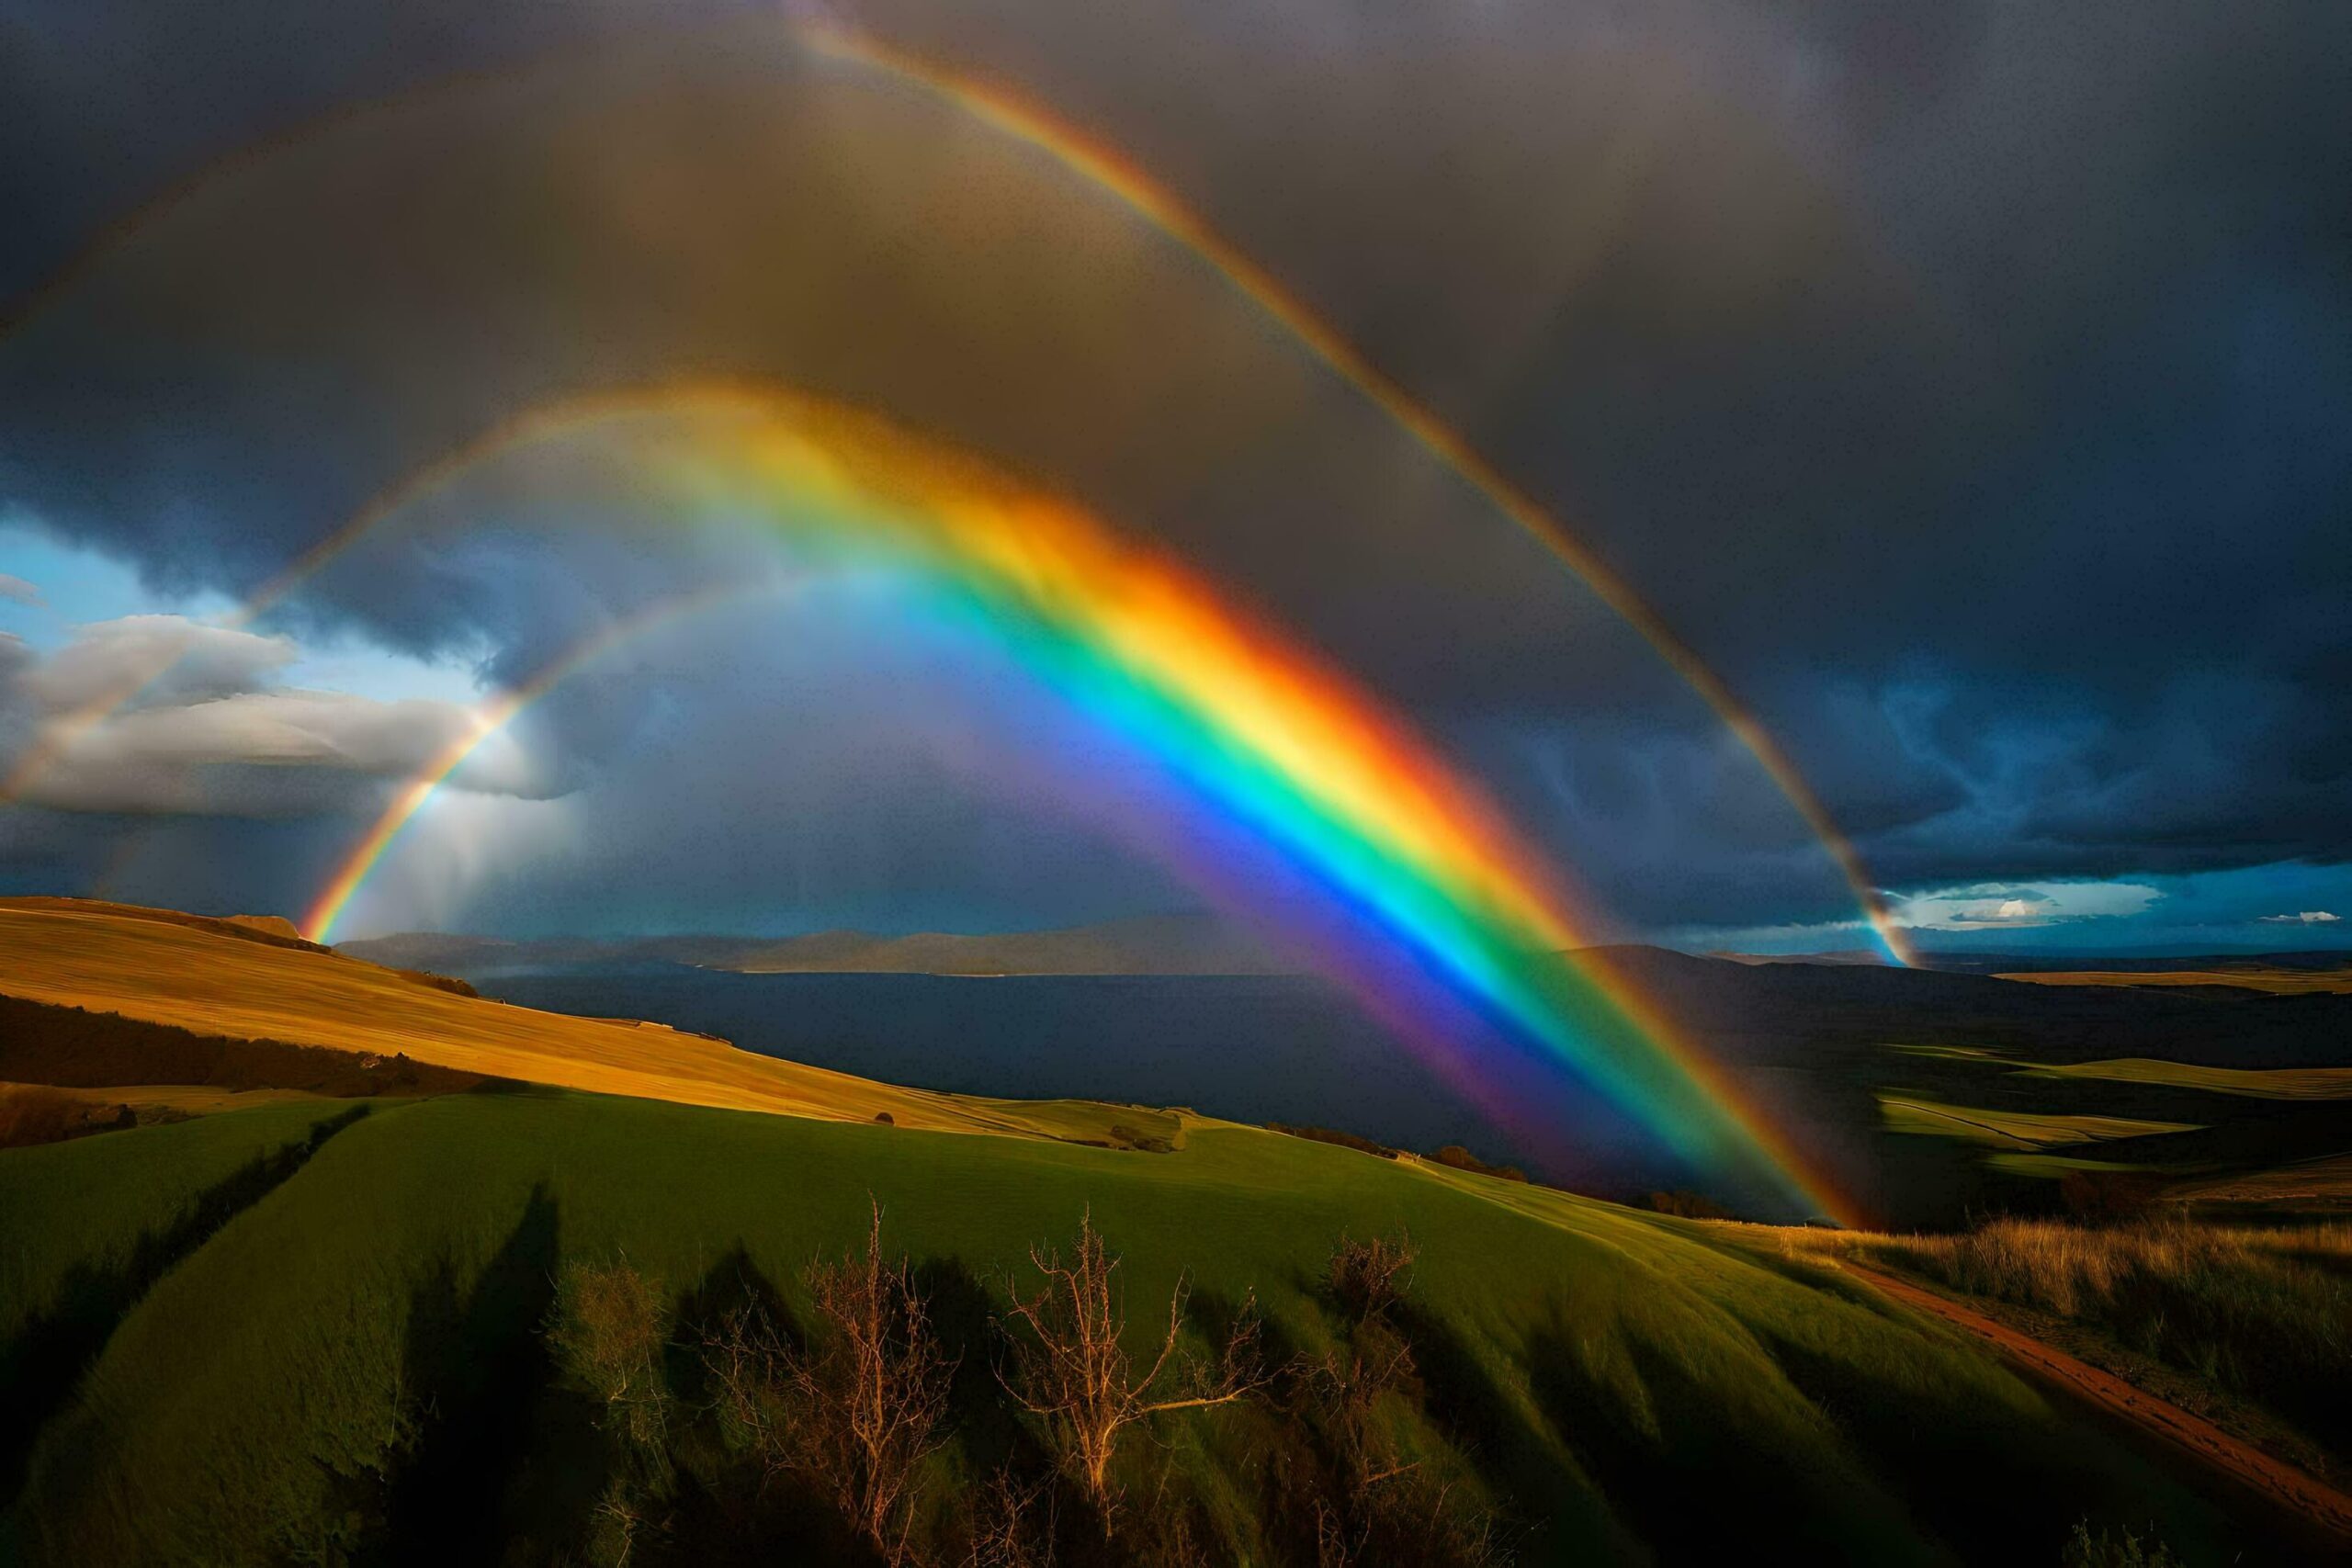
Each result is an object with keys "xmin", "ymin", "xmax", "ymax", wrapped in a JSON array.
[
  {"xmin": 1997, "ymin": 967, "xmax": 2352, "ymax": 997},
  {"xmin": 2018, "ymin": 1059, "xmax": 2352, "ymax": 1100},
  {"xmin": 4, "ymin": 1092, "xmax": 2247, "ymax": 1566},
  {"xmin": 0, "ymin": 900, "xmax": 1178, "ymax": 1145}
]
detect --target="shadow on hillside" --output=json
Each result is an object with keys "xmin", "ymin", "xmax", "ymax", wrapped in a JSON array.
[
  {"xmin": 355, "ymin": 1186, "xmax": 591, "ymax": 1567},
  {"xmin": 0, "ymin": 1103, "xmax": 370, "ymax": 1504},
  {"xmin": 658, "ymin": 1247, "xmax": 885, "ymax": 1566},
  {"xmin": 1519, "ymin": 1308, "xmax": 1931, "ymax": 1566},
  {"xmin": 1394, "ymin": 1302, "xmax": 1617, "ymax": 1559},
  {"xmin": 913, "ymin": 1254, "xmax": 1034, "ymax": 1477}
]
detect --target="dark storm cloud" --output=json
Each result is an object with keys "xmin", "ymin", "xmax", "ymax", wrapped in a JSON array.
[{"xmin": 1, "ymin": 0, "xmax": 2346, "ymax": 934}]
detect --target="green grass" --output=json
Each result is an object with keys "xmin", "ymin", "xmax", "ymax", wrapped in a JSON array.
[
  {"xmin": 2, "ymin": 1092, "xmax": 2260, "ymax": 1565},
  {"xmin": 2016, "ymin": 1060, "xmax": 2352, "ymax": 1101},
  {"xmin": 0, "ymin": 1099, "xmax": 358, "ymax": 1349},
  {"xmin": 1877, "ymin": 1095, "xmax": 2199, "ymax": 1151},
  {"xmin": 1984, "ymin": 1153, "xmax": 2165, "ymax": 1179}
]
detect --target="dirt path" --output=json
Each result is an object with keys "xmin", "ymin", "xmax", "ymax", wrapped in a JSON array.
[{"xmin": 1844, "ymin": 1262, "xmax": 2352, "ymax": 1550}]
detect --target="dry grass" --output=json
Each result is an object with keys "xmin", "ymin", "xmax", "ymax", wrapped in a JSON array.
[
  {"xmin": 1777, "ymin": 1216, "xmax": 2352, "ymax": 1459},
  {"xmin": 0, "ymin": 900, "xmax": 1188, "ymax": 1148},
  {"xmin": 1856, "ymin": 1217, "xmax": 2352, "ymax": 1314},
  {"xmin": 1996, "ymin": 967, "xmax": 2352, "ymax": 996},
  {"xmin": 2018, "ymin": 1058, "xmax": 2352, "ymax": 1100}
]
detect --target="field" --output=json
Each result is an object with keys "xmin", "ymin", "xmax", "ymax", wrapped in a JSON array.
[
  {"xmin": 3, "ymin": 903, "xmax": 2346, "ymax": 1562},
  {"xmin": 0, "ymin": 900, "xmax": 1183, "ymax": 1148},
  {"xmin": 2016, "ymin": 1060, "xmax": 2352, "ymax": 1100},
  {"xmin": 1996, "ymin": 967, "xmax": 2352, "ymax": 997},
  {"xmin": 0, "ymin": 1089, "xmax": 2278, "ymax": 1566},
  {"xmin": 1860, "ymin": 1039, "xmax": 2352, "ymax": 1224},
  {"xmin": 1771, "ymin": 1218, "xmax": 2352, "ymax": 1487},
  {"xmin": 1875, "ymin": 1094, "xmax": 2199, "ymax": 1150}
]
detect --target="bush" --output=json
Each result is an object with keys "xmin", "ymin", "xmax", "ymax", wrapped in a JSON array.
[
  {"xmin": 1645, "ymin": 1190, "xmax": 1734, "ymax": 1221},
  {"xmin": 550, "ymin": 1258, "xmax": 673, "ymax": 1456},
  {"xmin": 0, "ymin": 1086, "xmax": 99, "ymax": 1149},
  {"xmin": 1427, "ymin": 1146, "xmax": 1526, "ymax": 1183},
  {"xmin": 1271, "ymin": 1124, "xmax": 1398, "ymax": 1159},
  {"xmin": 2061, "ymin": 1518, "xmax": 2183, "ymax": 1567},
  {"xmin": 1326, "ymin": 1233, "xmax": 1415, "ymax": 1325},
  {"xmin": 548, "ymin": 1257, "xmax": 674, "ymax": 1564}
]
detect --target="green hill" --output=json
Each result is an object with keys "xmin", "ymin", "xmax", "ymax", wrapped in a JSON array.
[{"xmin": 0, "ymin": 1090, "xmax": 2265, "ymax": 1566}]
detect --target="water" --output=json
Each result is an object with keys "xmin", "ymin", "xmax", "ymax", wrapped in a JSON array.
[{"xmin": 472, "ymin": 967, "xmax": 1554, "ymax": 1172}]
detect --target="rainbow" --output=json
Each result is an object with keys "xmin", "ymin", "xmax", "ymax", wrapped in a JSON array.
[
  {"xmin": 296, "ymin": 385, "xmax": 1860, "ymax": 1223},
  {"xmin": 0, "ymin": 20, "xmax": 1915, "ymax": 964},
  {"xmin": 300, "ymin": 579, "xmax": 797, "ymax": 944}
]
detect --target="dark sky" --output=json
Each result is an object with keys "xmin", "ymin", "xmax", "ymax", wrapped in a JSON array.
[{"xmin": 0, "ymin": 0, "xmax": 2346, "ymax": 952}]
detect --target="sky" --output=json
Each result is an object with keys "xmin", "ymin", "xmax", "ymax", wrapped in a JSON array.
[{"xmin": 0, "ymin": 0, "xmax": 2346, "ymax": 955}]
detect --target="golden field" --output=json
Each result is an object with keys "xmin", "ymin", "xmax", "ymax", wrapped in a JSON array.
[{"xmin": 0, "ymin": 899, "xmax": 1183, "ymax": 1148}]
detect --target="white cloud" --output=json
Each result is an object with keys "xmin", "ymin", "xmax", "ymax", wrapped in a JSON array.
[
  {"xmin": 2259, "ymin": 910, "xmax": 2341, "ymax": 925},
  {"xmin": 0, "ymin": 574, "xmax": 40, "ymax": 605},
  {"xmin": 16, "ymin": 615, "xmax": 296, "ymax": 714},
  {"xmin": 1893, "ymin": 879, "xmax": 2161, "ymax": 931},
  {"xmin": 3, "ymin": 615, "xmax": 538, "ymax": 816}
]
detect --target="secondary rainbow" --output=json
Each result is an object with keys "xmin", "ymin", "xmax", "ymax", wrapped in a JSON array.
[
  {"xmin": 296, "ymin": 386, "xmax": 1860, "ymax": 1223},
  {"xmin": 302, "ymin": 579, "xmax": 795, "ymax": 944}
]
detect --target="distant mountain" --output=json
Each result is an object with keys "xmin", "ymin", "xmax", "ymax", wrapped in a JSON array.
[{"xmin": 339, "ymin": 913, "xmax": 1303, "ymax": 978}]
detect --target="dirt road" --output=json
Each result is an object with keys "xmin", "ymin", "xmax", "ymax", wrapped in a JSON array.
[{"xmin": 1845, "ymin": 1262, "xmax": 2352, "ymax": 1551}]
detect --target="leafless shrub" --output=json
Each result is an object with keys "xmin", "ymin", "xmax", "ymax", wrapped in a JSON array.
[
  {"xmin": 1326, "ymin": 1232, "xmax": 1416, "ymax": 1325},
  {"xmin": 800, "ymin": 1201, "xmax": 958, "ymax": 1562},
  {"xmin": 963, "ymin": 1467, "xmax": 1057, "ymax": 1568},
  {"xmin": 701, "ymin": 1202, "xmax": 956, "ymax": 1565},
  {"xmin": 699, "ymin": 1292, "xmax": 790, "ymax": 1467},
  {"xmin": 997, "ymin": 1210, "xmax": 1267, "ymax": 1528}
]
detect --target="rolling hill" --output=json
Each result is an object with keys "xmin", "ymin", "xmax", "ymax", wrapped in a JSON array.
[
  {"xmin": 5, "ymin": 898, "xmax": 2347, "ymax": 1563},
  {"xmin": 0, "ymin": 898, "xmax": 1182, "ymax": 1148}
]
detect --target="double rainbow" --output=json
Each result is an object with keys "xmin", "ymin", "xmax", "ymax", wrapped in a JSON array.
[
  {"xmin": 1, "ymin": 20, "xmax": 1914, "ymax": 966},
  {"xmin": 298, "ymin": 385, "xmax": 1857, "ymax": 1222}
]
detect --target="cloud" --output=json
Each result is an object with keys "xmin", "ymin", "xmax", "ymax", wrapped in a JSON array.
[
  {"xmin": 0, "ymin": 574, "xmax": 39, "ymax": 605},
  {"xmin": 0, "ymin": 0, "xmax": 2345, "ymax": 937},
  {"xmin": 16, "ymin": 616, "xmax": 296, "ymax": 714},
  {"xmin": 2260, "ymin": 909, "xmax": 2341, "ymax": 925},
  {"xmin": 1894, "ymin": 879, "xmax": 2161, "ymax": 932},
  {"xmin": 2, "ymin": 615, "xmax": 535, "ymax": 817}
]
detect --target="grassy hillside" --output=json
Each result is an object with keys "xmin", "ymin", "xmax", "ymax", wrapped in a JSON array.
[
  {"xmin": 1996, "ymin": 968, "xmax": 2352, "ymax": 997},
  {"xmin": 1876, "ymin": 1095, "xmax": 2199, "ymax": 1150},
  {"xmin": 0, "ymin": 900, "xmax": 1183, "ymax": 1148},
  {"xmin": 0, "ymin": 1091, "xmax": 2271, "ymax": 1566},
  {"xmin": 2016, "ymin": 1059, "xmax": 2352, "ymax": 1100}
]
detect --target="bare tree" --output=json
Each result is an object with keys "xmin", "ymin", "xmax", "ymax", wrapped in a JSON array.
[
  {"xmin": 703, "ymin": 1202, "xmax": 955, "ymax": 1566},
  {"xmin": 997, "ymin": 1210, "xmax": 1265, "ymax": 1527}
]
